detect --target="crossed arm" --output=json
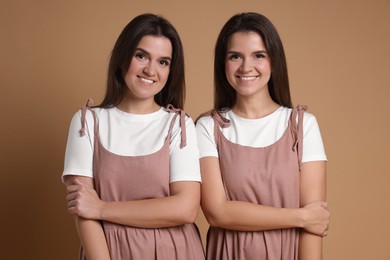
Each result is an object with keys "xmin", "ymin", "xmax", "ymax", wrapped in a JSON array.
[
  {"xmin": 65, "ymin": 176, "xmax": 200, "ymax": 260},
  {"xmin": 66, "ymin": 177, "xmax": 201, "ymax": 228},
  {"xmin": 199, "ymin": 157, "xmax": 329, "ymax": 242}
]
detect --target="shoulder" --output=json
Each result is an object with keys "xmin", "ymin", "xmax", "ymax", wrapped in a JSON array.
[
  {"xmin": 287, "ymin": 105, "xmax": 318, "ymax": 125},
  {"xmin": 302, "ymin": 110, "xmax": 319, "ymax": 127},
  {"xmin": 71, "ymin": 107, "xmax": 109, "ymax": 119},
  {"xmin": 68, "ymin": 107, "xmax": 110, "ymax": 133},
  {"xmin": 161, "ymin": 108, "xmax": 198, "ymax": 143},
  {"xmin": 196, "ymin": 113, "xmax": 213, "ymax": 125},
  {"xmin": 294, "ymin": 106, "xmax": 322, "ymax": 134},
  {"xmin": 195, "ymin": 112, "xmax": 215, "ymax": 131},
  {"xmin": 163, "ymin": 107, "xmax": 196, "ymax": 127}
]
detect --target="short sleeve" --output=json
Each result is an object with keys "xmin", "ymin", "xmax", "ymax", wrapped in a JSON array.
[
  {"xmin": 169, "ymin": 115, "xmax": 202, "ymax": 183},
  {"xmin": 302, "ymin": 112, "xmax": 327, "ymax": 163},
  {"xmin": 62, "ymin": 110, "xmax": 95, "ymax": 181},
  {"xmin": 195, "ymin": 116, "xmax": 219, "ymax": 159}
]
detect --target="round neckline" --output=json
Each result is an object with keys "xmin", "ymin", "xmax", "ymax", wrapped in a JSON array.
[
  {"xmin": 112, "ymin": 106, "xmax": 165, "ymax": 120},
  {"xmin": 228, "ymin": 106, "xmax": 283, "ymax": 122}
]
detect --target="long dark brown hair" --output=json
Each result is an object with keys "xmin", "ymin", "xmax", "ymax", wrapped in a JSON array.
[
  {"xmin": 214, "ymin": 12, "xmax": 292, "ymax": 110},
  {"xmin": 98, "ymin": 13, "xmax": 185, "ymax": 109}
]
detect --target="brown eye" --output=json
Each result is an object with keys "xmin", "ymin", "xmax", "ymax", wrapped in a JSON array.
[
  {"xmin": 255, "ymin": 52, "xmax": 267, "ymax": 59},
  {"xmin": 135, "ymin": 53, "xmax": 147, "ymax": 60},
  {"xmin": 159, "ymin": 59, "xmax": 170, "ymax": 66},
  {"xmin": 230, "ymin": 54, "xmax": 241, "ymax": 60}
]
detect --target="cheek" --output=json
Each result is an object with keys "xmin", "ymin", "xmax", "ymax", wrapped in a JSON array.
[
  {"xmin": 225, "ymin": 69, "xmax": 237, "ymax": 89},
  {"xmin": 161, "ymin": 68, "xmax": 170, "ymax": 81},
  {"xmin": 225, "ymin": 63, "xmax": 237, "ymax": 79},
  {"xmin": 258, "ymin": 60, "xmax": 271, "ymax": 73},
  {"xmin": 125, "ymin": 61, "xmax": 138, "ymax": 78}
]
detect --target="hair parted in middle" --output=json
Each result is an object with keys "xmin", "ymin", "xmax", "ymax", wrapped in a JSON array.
[
  {"xmin": 214, "ymin": 12, "xmax": 293, "ymax": 110},
  {"xmin": 99, "ymin": 13, "xmax": 186, "ymax": 109}
]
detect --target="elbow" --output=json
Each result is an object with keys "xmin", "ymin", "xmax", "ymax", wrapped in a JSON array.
[
  {"xmin": 181, "ymin": 212, "xmax": 198, "ymax": 224},
  {"xmin": 202, "ymin": 208, "xmax": 229, "ymax": 228},
  {"xmin": 174, "ymin": 201, "xmax": 200, "ymax": 225},
  {"xmin": 207, "ymin": 216, "xmax": 230, "ymax": 229},
  {"xmin": 180, "ymin": 205, "xmax": 199, "ymax": 224},
  {"xmin": 204, "ymin": 214, "xmax": 218, "ymax": 227}
]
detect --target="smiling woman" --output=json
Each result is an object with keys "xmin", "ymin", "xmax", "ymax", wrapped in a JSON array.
[
  {"xmin": 196, "ymin": 12, "xmax": 330, "ymax": 260},
  {"xmin": 121, "ymin": 35, "xmax": 172, "ymax": 111},
  {"xmin": 62, "ymin": 13, "xmax": 204, "ymax": 260},
  {"xmin": 225, "ymin": 31, "xmax": 272, "ymax": 107}
]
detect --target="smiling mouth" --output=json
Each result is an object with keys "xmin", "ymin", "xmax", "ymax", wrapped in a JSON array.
[
  {"xmin": 237, "ymin": 76, "xmax": 258, "ymax": 81},
  {"xmin": 138, "ymin": 76, "xmax": 155, "ymax": 84}
]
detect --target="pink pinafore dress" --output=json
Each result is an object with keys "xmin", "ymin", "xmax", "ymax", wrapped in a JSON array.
[
  {"xmin": 78, "ymin": 102, "xmax": 205, "ymax": 260},
  {"xmin": 205, "ymin": 106, "xmax": 306, "ymax": 260}
]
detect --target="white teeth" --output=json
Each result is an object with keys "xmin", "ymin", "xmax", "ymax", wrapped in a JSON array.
[
  {"xmin": 239, "ymin": 76, "xmax": 257, "ymax": 81},
  {"xmin": 140, "ymin": 77, "xmax": 154, "ymax": 84}
]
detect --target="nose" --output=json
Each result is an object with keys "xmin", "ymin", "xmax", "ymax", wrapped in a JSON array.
[
  {"xmin": 143, "ymin": 61, "xmax": 156, "ymax": 76},
  {"xmin": 239, "ymin": 58, "xmax": 253, "ymax": 73}
]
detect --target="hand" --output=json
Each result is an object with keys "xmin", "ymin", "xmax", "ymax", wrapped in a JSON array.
[
  {"xmin": 66, "ymin": 179, "xmax": 104, "ymax": 220},
  {"xmin": 301, "ymin": 201, "xmax": 330, "ymax": 237}
]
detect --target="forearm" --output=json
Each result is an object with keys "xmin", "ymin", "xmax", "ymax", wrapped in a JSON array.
[
  {"xmin": 206, "ymin": 200, "xmax": 304, "ymax": 231},
  {"xmin": 74, "ymin": 216, "xmax": 111, "ymax": 260},
  {"xmin": 100, "ymin": 195, "xmax": 198, "ymax": 228},
  {"xmin": 200, "ymin": 157, "xmax": 315, "ymax": 232},
  {"xmin": 97, "ymin": 182, "xmax": 200, "ymax": 228},
  {"xmin": 299, "ymin": 231, "xmax": 323, "ymax": 260}
]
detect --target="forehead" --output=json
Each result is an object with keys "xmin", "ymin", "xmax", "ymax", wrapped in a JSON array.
[
  {"xmin": 137, "ymin": 35, "xmax": 172, "ymax": 57},
  {"xmin": 227, "ymin": 31, "xmax": 266, "ymax": 52}
]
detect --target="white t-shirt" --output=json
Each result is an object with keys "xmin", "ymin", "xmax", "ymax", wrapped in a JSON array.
[
  {"xmin": 63, "ymin": 107, "xmax": 201, "ymax": 183},
  {"xmin": 196, "ymin": 106, "xmax": 327, "ymax": 163}
]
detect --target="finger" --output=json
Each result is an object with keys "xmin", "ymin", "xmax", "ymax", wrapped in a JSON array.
[
  {"xmin": 66, "ymin": 192, "xmax": 77, "ymax": 202},
  {"xmin": 67, "ymin": 198, "xmax": 77, "ymax": 208},
  {"xmin": 66, "ymin": 184, "xmax": 81, "ymax": 193},
  {"xmin": 68, "ymin": 206, "xmax": 77, "ymax": 215}
]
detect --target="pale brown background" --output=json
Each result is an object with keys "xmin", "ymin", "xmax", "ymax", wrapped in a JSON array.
[{"xmin": 1, "ymin": 0, "xmax": 389, "ymax": 259}]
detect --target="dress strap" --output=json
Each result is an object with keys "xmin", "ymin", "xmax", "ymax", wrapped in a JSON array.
[
  {"xmin": 196, "ymin": 109, "xmax": 231, "ymax": 148},
  {"xmin": 211, "ymin": 110, "xmax": 231, "ymax": 129},
  {"xmin": 166, "ymin": 104, "xmax": 187, "ymax": 149},
  {"xmin": 290, "ymin": 104, "xmax": 307, "ymax": 169},
  {"xmin": 79, "ymin": 98, "xmax": 98, "ymax": 137},
  {"xmin": 208, "ymin": 110, "xmax": 231, "ymax": 147}
]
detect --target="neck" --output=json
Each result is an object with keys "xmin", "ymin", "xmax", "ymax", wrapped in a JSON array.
[
  {"xmin": 232, "ymin": 94, "xmax": 280, "ymax": 119},
  {"xmin": 117, "ymin": 97, "xmax": 160, "ymax": 114}
]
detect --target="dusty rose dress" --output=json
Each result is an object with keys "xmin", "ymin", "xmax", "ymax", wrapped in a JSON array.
[
  {"xmin": 78, "ymin": 104, "xmax": 204, "ymax": 260},
  {"xmin": 205, "ymin": 106, "xmax": 306, "ymax": 260}
]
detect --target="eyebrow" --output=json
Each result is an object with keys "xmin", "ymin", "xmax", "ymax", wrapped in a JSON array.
[
  {"xmin": 135, "ymin": 47, "xmax": 172, "ymax": 61},
  {"xmin": 226, "ymin": 50, "xmax": 268, "ymax": 55}
]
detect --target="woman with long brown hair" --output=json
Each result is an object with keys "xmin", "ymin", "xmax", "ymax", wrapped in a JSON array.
[
  {"xmin": 63, "ymin": 13, "xmax": 204, "ymax": 260},
  {"xmin": 197, "ymin": 12, "xmax": 329, "ymax": 259}
]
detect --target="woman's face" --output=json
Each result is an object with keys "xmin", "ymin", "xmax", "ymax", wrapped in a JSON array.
[
  {"xmin": 225, "ymin": 31, "xmax": 271, "ymax": 99},
  {"xmin": 124, "ymin": 35, "xmax": 172, "ymax": 103}
]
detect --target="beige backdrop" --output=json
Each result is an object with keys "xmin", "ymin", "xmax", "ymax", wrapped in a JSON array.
[{"xmin": 1, "ymin": 0, "xmax": 389, "ymax": 259}]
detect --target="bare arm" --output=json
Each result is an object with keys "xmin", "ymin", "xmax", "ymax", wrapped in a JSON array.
[
  {"xmin": 298, "ymin": 161, "xmax": 328, "ymax": 260},
  {"xmin": 200, "ymin": 157, "xmax": 329, "ymax": 234},
  {"xmin": 67, "ymin": 180, "xmax": 200, "ymax": 228},
  {"xmin": 64, "ymin": 176, "xmax": 111, "ymax": 260}
]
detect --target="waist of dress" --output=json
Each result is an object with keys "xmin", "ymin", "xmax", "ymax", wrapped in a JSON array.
[{"xmin": 102, "ymin": 221, "xmax": 196, "ymax": 231}]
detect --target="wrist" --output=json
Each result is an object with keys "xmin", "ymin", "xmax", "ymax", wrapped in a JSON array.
[
  {"xmin": 98, "ymin": 200, "xmax": 107, "ymax": 220},
  {"xmin": 296, "ymin": 207, "xmax": 306, "ymax": 229}
]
